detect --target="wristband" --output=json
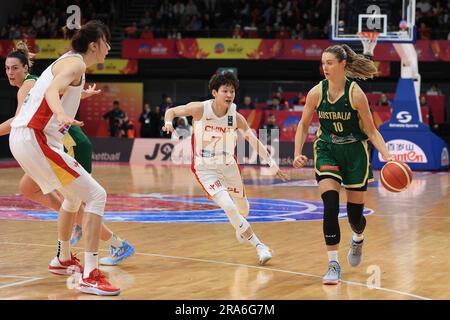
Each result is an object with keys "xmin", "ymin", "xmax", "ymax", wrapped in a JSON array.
[{"xmin": 165, "ymin": 121, "xmax": 173, "ymax": 126}]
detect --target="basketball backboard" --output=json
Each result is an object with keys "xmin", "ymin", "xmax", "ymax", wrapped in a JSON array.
[{"xmin": 330, "ymin": 0, "xmax": 416, "ymax": 43}]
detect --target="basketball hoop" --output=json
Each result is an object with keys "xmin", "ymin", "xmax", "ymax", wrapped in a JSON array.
[{"xmin": 357, "ymin": 31, "xmax": 380, "ymax": 57}]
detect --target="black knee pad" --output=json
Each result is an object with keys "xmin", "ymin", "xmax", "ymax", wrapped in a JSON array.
[
  {"xmin": 347, "ymin": 202, "xmax": 366, "ymax": 234},
  {"xmin": 321, "ymin": 190, "xmax": 340, "ymax": 246}
]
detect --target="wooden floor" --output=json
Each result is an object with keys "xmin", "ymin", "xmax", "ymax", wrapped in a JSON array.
[{"xmin": 0, "ymin": 163, "xmax": 449, "ymax": 300}]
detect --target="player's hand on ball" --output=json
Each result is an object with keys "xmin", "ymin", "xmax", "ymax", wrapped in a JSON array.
[
  {"xmin": 382, "ymin": 154, "xmax": 394, "ymax": 162},
  {"xmin": 293, "ymin": 155, "xmax": 308, "ymax": 168}
]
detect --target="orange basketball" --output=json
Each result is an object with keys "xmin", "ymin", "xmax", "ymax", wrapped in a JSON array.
[{"xmin": 380, "ymin": 161, "xmax": 413, "ymax": 192}]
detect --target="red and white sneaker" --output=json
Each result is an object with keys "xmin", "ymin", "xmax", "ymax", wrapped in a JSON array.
[
  {"xmin": 78, "ymin": 268, "xmax": 120, "ymax": 296},
  {"xmin": 48, "ymin": 253, "xmax": 84, "ymax": 275}
]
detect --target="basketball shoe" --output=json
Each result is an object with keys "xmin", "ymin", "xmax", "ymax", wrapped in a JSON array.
[
  {"xmin": 78, "ymin": 268, "xmax": 120, "ymax": 296},
  {"xmin": 99, "ymin": 240, "xmax": 135, "ymax": 266},
  {"xmin": 348, "ymin": 239, "xmax": 364, "ymax": 267},
  {"xmin": 256, "ymin": 244, "xmax": 272, "ymax": 265},
  {"xmin": 70, "ymin": 224, "xmax": 83, "ymax": 246},
  {"xmin": 48, "ymin": 253, "xmax": 83, "ymax": 275},
  {"xmin": 322, "ymin": 261, "xmax": 341, "ymax": 285}
]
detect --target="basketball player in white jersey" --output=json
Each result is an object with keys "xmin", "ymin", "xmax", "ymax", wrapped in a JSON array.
[
  {"xmin": 9, "ymin": 20, "xmax": 119, "ymax": 296},
  {"xmin": 163, "ymin": 72, "xmax": 289, "ymax": 265}
]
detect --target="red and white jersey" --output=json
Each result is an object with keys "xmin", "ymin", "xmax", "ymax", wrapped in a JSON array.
[
  {"xmin": 192, "ymin": 99, "xmax": 238, "ymax": 167},
  {"xmin": 11, "ymin": 51, "xmax": 85, "ymax": 144}
]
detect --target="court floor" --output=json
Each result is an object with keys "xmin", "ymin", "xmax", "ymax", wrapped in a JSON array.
[{"xmin": 0, "ymin": 163, "xmax": 449, "ymax": 300}]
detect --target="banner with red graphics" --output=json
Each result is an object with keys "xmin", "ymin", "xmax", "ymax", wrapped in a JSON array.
[
  {"xmin": 85, "ymin": 59, "xmax": 138, "ymax": 75},
  {"xmin": 122, "ymin": 39, "xmax": 178, "ymax": 59},
  {"xmin": 176, "ymin": 38, "xmax": 284, "ymax": 60},
  {"xmin": 79, "ymin": 82, "xmax": 143, "ymax": 137},
  {"xmin": 119, "ymin": 39, "xmax": 450, "ymax": 62},
  {"xmin": 0, "ymin": 39, "xmax": 36, "ymax": 58}
]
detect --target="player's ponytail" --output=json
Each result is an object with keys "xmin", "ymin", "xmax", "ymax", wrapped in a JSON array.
[
  {"xmin": 7, "ymin": 41, "xmax": 34, "ymax": 69},
  {"xmin": 324, "ymin": 44, "xmax": 378, "ymax": 80}
]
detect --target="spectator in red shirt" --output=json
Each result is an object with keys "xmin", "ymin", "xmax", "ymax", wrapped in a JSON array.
[{"xmin": 140, "ymin": 26, "xmax": 154, "ymax": 39}]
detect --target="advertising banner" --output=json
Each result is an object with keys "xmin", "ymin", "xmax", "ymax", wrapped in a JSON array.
[
  {"xmin": 86, "ymin": 59, "xmax": 138, "ymax": 75},
  {"xmin": 373, "ymin": 79, "xmax": 449, "ymax": 170},
  {"xmin": 33, "ymin": 39, "xmax": 71, "ymax": 59},
  {"xmin": 122, "ymin": 39, "xmax": 178, "ymax": 59},
  {"xmin": 79, "ymin": 82, "xmax": 143, "ymax": 137},
  {"xmin": 121, "ymin": 39, "xmax": 450, "ymax": 62},
  {"xmin": 90, "ymin": 137, "xmax": 135, "ymax": 162}
]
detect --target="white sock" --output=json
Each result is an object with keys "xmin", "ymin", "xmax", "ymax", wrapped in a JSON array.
[
  {"xmin": 57, "ymin": 240, "xmax": 70, "ymax": 262},
  {"xmin": 109, "ymin": 233, "xmax": 123, "ymax": 247},
  {"xmin": 327, "ymin": 250, "xmax": 339, "ymax": 263},
  {"xmin": 83, "ymin": 252, "xmax": 98, "ymax": 278},
  {"xmin": 352, "ymin": 232, "xmax": 364, "ymax": 242}
]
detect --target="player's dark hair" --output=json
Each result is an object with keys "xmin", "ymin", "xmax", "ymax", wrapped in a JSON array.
[
  {"xmin": 69, "ymin": 20, "xmax": 111, "ymax": 54},
  {"xmin": 324, "ymin": 44, "xmax": 378, "ymax": 80},
  {"xmin": 208, "ymin": 72, "xmax": 239, "ymax": 92},
  {"xmin": 7, "ymin": 41, "xmax": 34, "ymax": 69}
]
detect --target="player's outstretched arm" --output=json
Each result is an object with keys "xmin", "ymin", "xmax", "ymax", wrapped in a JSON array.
[
  {"xmin": 237, "ymin": 112, "xmax": 289, "ymax": 181},
  {"xmin": 293, "ymin": 84, "xmax": 320, "ymax": 168},
  {"xmin": 352, "ymin": 84, "xmax": 393, "ymax": 161},
  {"xmin": 163, "ymin": 101, "xmax": 203, "ymax": 133}
]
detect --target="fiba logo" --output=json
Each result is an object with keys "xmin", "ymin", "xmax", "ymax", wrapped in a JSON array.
[{"xmin": 396, "ymin": 111, "xmax": 412, "ymax": 123}]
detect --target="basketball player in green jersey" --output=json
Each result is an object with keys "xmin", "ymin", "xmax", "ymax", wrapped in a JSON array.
[
  {"xmin": 293, "ymin": 44, "xmax": 393, "ymax": 284},
  {"xmin": 2, "ymin": 42, "xmax": 134, "ymax": 267}
]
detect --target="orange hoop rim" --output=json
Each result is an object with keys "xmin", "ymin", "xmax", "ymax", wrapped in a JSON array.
[{"xmin": 357, "ymin": 31, "xmax": 380, "ymax": 41}]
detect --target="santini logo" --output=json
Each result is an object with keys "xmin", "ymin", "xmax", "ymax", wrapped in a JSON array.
[{"xmin": 396, "ymin": 111, "xmax": 412, "ymax": 123}]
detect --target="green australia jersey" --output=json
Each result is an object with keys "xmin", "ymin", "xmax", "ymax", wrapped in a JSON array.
[
  {"xmin": 24, "ymin": 74, "xmax": 38, "ymax": 82},
  {"xmin": 316, "ymin": 78, "xmax": 368, "ymax": 144}
]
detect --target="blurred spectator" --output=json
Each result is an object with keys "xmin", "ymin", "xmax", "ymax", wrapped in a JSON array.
[
  {"xmin": 139, "ymin": 103, "xmax": 153, "ymax": 138},
  {"xmin": 426, "ymin": 84, "xmax": 442, "ymax": 95},
  {"xmin": 376, "ymin": 93, "xmax": 391, "ymax": 107},
  {"xmin": 160, "ymin": 95, "xmax": 174, "ymax": 115},
  {"xmin": 185, "ymin": 0, "xmax": 199, "ymax": 17},
  {"xmin": 419, "ymin": 95, "xmax": 428, "ymax": 107},
  {"xmin": 1, "ymin": 26, "xmax": 9, "ymax": 39},
  {"xmin": 187, "ymin": 15, "xmax": 203, "ymax": 31},
  {"xmin": 125, "ymin": 22, "xmax": 138, "ymax": 38},
  {"xmin": 276, "ymin": 25, "xmax": 290, "ymax": 39},
  {"xmin": 232, "ymin": 24, "xmax": 244, "ymax": 38},
  {"xmin": 266, "ymin": 96, "xmax": 285, "ymax": 111},
  {"xmin": 151, "ymin": 106, "xmax": 164, "ymax": 138},
  {"xmin": 31, "ymin": 10, "xmax": 47, "ymax": 32},
  {"xmin": 103, "ymin": 100, "xmax": 126, "ymax": 137},
  {"xmin": 417, "ymin": 0, "xmax": 432, "ymax": 13},
  {"xmin": 289, "ymin": 92, "xmax": 306, "ymax": 108},
  {"xmin": 140, "ymin": 10, "xmax": 153, "ymax": 27},
  {"xmin": 260, "ymin": 25, "xmax": 275, "ymax": 38},
  {"xmin": 140, "ymin": 26, "xmax": 154, "ymax": 39},
  {"xmin": 175, "ymin": 117, "xmax": 192, "ymax": 139},
  {"xmin": 119, "ymin": 115, "xmax": 136, "ymax": 138},
  {"xmin": 260, "ymin": 113, "xmax": 280, "ymax": 144},
  {"xmin": 418, "ymin": 22, "xmax": 431, "ymax": 40},
  {"xmin": 240, "ymin": 96, "xmax": 256, "ymax": 110},
  {"xmin": 244, "ymin": 23, "xmax": 259, "ymax": 38}
]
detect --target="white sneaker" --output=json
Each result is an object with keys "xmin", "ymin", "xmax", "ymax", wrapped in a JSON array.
[{"xmin": 256, "ymin": 244, "xmax": 272, "ymax": 265}]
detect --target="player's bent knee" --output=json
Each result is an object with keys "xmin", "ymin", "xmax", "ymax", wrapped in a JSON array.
[
  {"xmin": 61, "ymin": 198, "xmax": 82, "ymax": 213},
  {"xmin": 347, "ymin": 202, "xmax": 366, "ymax": 234},
  {"xmin": 84, "ymin": 186, "xmax": 107, "ymax": 216}
]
